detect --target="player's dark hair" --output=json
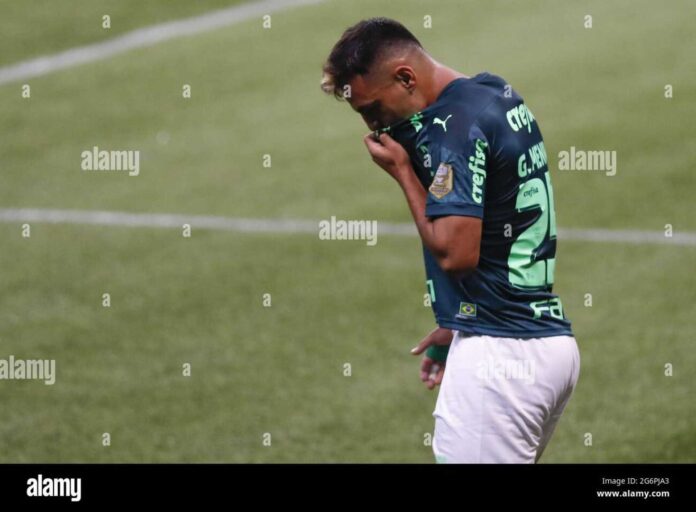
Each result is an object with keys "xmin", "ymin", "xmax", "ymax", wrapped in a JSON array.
[{"xmin": 321, "ymin": 17, "xmax": 423, "ymax": 100}]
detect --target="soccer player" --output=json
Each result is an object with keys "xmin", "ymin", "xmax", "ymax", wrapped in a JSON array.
[{"xmin": 320, "ymin": 18, "xmax": 580, "ymax": 463}]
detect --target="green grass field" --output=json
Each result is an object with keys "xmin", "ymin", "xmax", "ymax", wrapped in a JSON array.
[{"xmin": 1, "ymin": 0, "xmax": 694, "ymax": 462}]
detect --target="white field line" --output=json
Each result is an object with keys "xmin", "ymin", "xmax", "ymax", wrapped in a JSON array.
[
  {"xmin": 0, "ymin": 0, "xmax": 326, "ymax": 86},
  {"xmin": 0, "ymin": 208, "xmax": 694, "ymax": 246}
]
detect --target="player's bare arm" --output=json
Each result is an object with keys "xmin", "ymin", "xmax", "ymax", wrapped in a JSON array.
[{"xmin": 364, "ymin": 132, "xmax": 481, "ymax": 279}]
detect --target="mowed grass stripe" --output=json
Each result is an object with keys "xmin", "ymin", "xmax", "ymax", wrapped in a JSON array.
[{"xmin": 1, "ymin": 208, "xmax": 695, "ymax": 246}]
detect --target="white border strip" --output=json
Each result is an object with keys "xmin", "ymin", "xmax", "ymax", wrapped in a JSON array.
[
  {"xmin": 0, "ymin": 0, "xmax": 326, "ymax": 85},
  {"xmin": 1, "ymin": 208, "xmax": 693, "ymax": 246}
]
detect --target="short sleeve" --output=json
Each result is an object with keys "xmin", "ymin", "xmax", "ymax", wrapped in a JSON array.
[{"xmin": 425, "ymin": 123, "xmax": 489, "ymax": 219}]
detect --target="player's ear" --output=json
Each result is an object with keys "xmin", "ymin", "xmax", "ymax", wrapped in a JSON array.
[{"xmin": 395, "ymin": 69, "xmax": 415, "ymax": 93}]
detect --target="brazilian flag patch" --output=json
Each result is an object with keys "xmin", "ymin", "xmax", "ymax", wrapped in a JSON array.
[{"xmin": 457, "ymin": 302, "xmax": 477, "ymax": 318}]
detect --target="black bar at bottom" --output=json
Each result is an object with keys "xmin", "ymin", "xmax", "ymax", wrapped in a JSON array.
[{"xmin": 0, "ymin": 463, "xmax": 690, "ymax": 506}]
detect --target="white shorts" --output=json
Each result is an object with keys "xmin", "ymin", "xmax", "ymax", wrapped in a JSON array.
[{"xmin": 432, "ymin": 331, "xmax": 580, "ymax": 463}]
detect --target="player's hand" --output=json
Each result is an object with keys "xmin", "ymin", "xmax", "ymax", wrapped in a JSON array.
[
  {"xmin": 410, "ymin": 327, "xmax": 454, "ymax": 390},
  {"xmin": 363, "ymin": 132, "xmax": 411, "ymax": 181}
]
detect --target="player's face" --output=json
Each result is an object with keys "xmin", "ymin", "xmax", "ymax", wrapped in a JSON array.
[{"xmin": 347, "ymin": 73, "xmax": 421, "ymax": 132}]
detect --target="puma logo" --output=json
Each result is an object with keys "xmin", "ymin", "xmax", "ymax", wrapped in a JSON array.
[{"xmin": 433, "ymin": 114, "xmax": 452, "ymax": 132}]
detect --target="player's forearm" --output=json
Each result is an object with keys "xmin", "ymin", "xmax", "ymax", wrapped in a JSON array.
[
  {"xmin": 397, "ymin": 166, "xmax": 451, "ymax": 263},
  {"xmin": 397, "ymin": 165, "xmax": 478, "ymax": 277}
]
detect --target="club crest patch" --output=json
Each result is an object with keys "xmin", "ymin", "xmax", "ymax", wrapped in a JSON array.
[{"xmin": 429, "ymin": 162, "xmax": 453, "ymax": 198}]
